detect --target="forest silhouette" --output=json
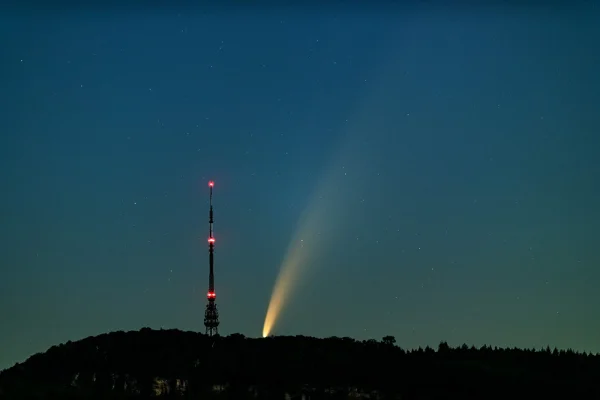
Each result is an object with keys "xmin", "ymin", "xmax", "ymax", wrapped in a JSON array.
[{"xmin": 0, "ymin": 328, "xmax": 598, "ymax": 399}]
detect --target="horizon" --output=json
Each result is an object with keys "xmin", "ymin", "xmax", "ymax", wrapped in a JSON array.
[{"xmin": 4, "ymin": 326, "xmax": 599, "ymax": 372}]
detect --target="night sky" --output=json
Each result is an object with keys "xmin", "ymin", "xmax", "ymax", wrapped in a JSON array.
[{"xmin": 1, "ymin": 2, "xmax": 599, "ymax": 370}]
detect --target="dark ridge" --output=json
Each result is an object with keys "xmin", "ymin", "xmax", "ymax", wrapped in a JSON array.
[{"xmin": 1, "ymin": 328, "xmax": 598, "ymax": 399}]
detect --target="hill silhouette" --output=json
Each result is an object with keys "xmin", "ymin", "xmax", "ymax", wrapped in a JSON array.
[{"xmin": 0, "ymin": 328, "xmax": 598, "ymax": 399}]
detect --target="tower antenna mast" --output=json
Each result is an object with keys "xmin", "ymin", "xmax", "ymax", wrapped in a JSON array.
[{"xmin": 204, "ymin": 180, "xmax": 219, "ymax": 336}]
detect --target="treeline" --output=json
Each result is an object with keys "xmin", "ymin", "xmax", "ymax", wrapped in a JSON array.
[{"xmin": 0, "ymin": 328, "xmax": 598, "ymax": 399}]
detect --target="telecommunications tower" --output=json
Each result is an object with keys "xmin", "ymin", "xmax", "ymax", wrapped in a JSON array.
[{"xmin": 204, "ymin": 180, "xmax": 220, "ymax": 336}]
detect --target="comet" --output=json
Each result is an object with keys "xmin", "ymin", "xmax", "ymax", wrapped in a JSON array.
[
  {"xmin": 262, "ymin": 206, "xmax": 319, "ymax": 337},
  {"xmin": 262, "ymin": 158, "xmax": 351, "ymax": 338},
  {"xmin": 262, "ymin": 43, "xmax": 399, "ymax": 337}
]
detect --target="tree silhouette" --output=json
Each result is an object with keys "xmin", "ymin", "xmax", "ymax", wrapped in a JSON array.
[
  {"xmin": 1, "ymin": 329, "xmax": 599, "ymax": 400},
  {"xmin": 381, "ymin": 336, "xmax": 396, "ymax": 346}
]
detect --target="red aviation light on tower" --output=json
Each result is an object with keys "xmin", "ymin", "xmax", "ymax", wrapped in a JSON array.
[
  {"xmin": 208, "ymin": 181, "xmax": 214, "ymax": 187},
  {"xmin": 208, "ymin": 237, "xmax": 215, "ymax": 243},
  {"xmin": 207, "ymin": 291, "xmax": 216, "ymax": 299}
]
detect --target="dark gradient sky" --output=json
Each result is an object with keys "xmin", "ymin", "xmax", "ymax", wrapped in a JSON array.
[{"xmin": 1, "ymin": 2, "xmax": 599, "ymax": 370}]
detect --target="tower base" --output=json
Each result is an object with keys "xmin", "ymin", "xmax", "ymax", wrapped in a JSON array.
[{"xmin": 204, "ymin": 301, "xmax": 220, "ymax": 336}]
